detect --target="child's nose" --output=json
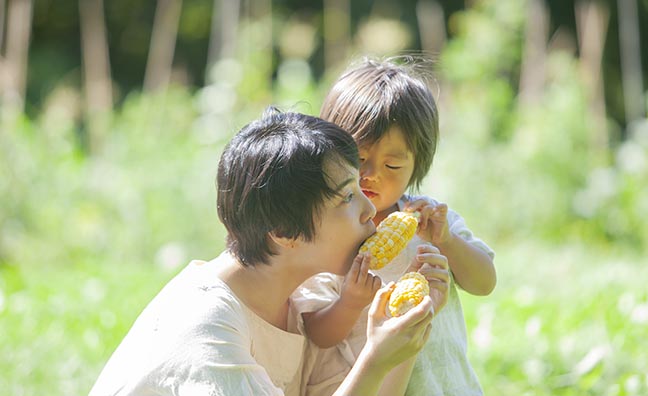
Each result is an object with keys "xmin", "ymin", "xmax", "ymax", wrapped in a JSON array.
[{"xmin": 360, "ymin": 163, "xmax": 377, "ymax": 181}]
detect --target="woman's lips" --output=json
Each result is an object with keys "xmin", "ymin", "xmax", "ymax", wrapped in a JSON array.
[
  {"xmin": 362, "ymin": 190, "xmax": 377, "ymax": 199},
  {"xmin": 358, "ymin": 221, "xmax": 377, "ymax": 250}
]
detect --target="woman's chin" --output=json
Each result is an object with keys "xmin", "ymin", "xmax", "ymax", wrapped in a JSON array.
[{"xmin": 336, "ymin": 253, "xmax": 358, "ymax": 276}]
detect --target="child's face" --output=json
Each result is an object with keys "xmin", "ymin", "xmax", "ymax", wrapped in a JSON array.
[
  {"xmin": 304, "ymin": 158, "xmax": 377, "ymax": 276},
  {"xmin": 358, "ymin": 125, "xmax": 414, "ymax": 220}
]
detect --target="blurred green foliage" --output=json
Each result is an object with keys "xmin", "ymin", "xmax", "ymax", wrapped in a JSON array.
[
  {"xmin": 1, "ymin": 0, "xmax": 647, "ymax": 395},
  {"xmin": 1, "ymin": 88, "xmax": 226, "ymax": 269},
  {"xmin": 429, "ymin": 0, "xmax": 648, "ymax": 252},
  {"xmin": 27, "ymin": 0, "xmax": 648, "ymax": 126},
  {"xmin": 466, "ymin": 241, "xmax": 648, "ymax": 396}
]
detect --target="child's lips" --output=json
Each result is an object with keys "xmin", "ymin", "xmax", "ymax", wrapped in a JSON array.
[{"xmin": 362, "ymin": 190, "xmax": 377, "ymax": 199}]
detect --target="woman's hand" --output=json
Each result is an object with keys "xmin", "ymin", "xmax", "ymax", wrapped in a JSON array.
[
  {"xmin": 332, "ymin": 246, "xmax": 450, "ymax": 396},
  {"xmin": 363, "ymin": 283, "xmax": 435, "ymax": 372}
]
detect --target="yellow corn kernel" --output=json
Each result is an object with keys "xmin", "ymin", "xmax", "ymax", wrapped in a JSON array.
[
  {"xmin": 388, "ymin": 272, "xmax": 429, "ymax": 317},
  {"xmin": 359, "ymin": 211, "xmax": 418, "ymax": 270}
]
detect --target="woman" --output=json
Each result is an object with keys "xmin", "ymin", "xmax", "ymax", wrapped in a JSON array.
[{"xmin": 89, "ymin": 109, "xmax": 449, "ymax": 396}]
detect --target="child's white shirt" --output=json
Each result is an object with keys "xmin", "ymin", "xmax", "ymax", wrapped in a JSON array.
[{"xmin": 293, "ymin": 195, "xmax": 495, "ymax": 396}]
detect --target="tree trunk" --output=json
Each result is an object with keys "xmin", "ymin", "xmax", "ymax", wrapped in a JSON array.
[
  {"xmin": 1, "ymin": 0, "xmax": 33, "ymax": 113},
  {"xmin": 617, "ymin": 0, "xmax": 645, "ymax": 124},
  {"xmin": 323, "ymin": 0, "xmax": 350, "ymax": 72},
  {"xmin": 79, "ymin": 0, "xmax": 112, "ymax": 150},
  {"xmin": 238, "ymin": 0, "xmax": 272, "ymax": 100},
  {"xmin": 206, "ymin": 0, "xmax": 240, "ymax": 81},
  {"xmin": 575, "ymin": 1, "xmax": 609, "ymax": 152},
  {"xmin": 518, "ymin": 0, "xmax": 548, "ymax": 107},
  {"xmin": 0, "ymin": 0, "xmax": 5, "ymax": 106},
  {"xmin": 416, "ymin": 0, "xmax": 446, "ymax": 55},
  {"xmin": 0, "ymin": 0, "xmax": 6, "ymax": 52},
  {"xmin": 144, "ymin": 0, "xmax": 182, "ymax": 93}
]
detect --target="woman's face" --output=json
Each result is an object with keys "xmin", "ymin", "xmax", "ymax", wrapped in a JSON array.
[{"xmin": 303, "ymin": 158, "xmax": 377, "ymax": 276}]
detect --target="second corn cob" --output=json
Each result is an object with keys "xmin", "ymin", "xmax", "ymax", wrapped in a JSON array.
[
  {"xmin": 388, "ymin": 272, "xmax": 430, "ymax": 317},
  {"xmin": 359, "ymin": 211, "xmax": 418, "ymax": 270}
]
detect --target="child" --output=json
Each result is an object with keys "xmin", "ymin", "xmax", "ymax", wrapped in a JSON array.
[{"xmin": 294, "ymin": 58, "xmax": 496, "ymax": 396}]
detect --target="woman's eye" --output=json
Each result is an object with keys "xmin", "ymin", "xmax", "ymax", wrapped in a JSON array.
[{"xmin": 342, "ymin": 192, "xmax": 354, "ymax": 203}]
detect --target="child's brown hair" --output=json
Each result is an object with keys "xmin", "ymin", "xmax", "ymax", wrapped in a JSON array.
[{"xmin": 320, "ymin": 56, "xmax": 439, "ymax": 190}]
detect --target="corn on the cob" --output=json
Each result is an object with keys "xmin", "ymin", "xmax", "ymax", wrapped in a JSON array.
[
  {"xmin": 388, "ymin": 272, "xmax": 429, "ymax": 317},
  {"xmin": 359, "ymin": 211, "xmax": 418, "ymax": 270}
]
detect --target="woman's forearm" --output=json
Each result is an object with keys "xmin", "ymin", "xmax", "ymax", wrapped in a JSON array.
[
  {"xmin": 332, "ymin": 347, "xmax": 389, "ymax": 396},
  {"xmin": 378, "ymin": 356, "xmax": 416, "ymax": 396}
]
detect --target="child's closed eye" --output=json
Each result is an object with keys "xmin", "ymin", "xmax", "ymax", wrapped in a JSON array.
[{"xmin": 386, "ymin": 164, "xmax": 402, "ymax": 170}]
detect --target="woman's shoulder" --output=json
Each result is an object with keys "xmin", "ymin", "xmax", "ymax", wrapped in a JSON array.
[{"xmin": 154, "ymin": 257, "xmax": 250, "ymax": 329}]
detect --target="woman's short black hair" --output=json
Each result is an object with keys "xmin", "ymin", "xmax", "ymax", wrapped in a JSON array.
[{"xmin": 217, "ymin": 108, "xmax": 359, "ymax": 266}]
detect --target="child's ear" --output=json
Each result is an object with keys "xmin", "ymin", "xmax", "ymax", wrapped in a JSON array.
[{"xmin": 268, "ymin": 232, "xmax": 298, "ymax": 249}]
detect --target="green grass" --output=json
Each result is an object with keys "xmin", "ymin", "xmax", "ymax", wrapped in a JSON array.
[
  {"xmin": 1, "ymin": 240, "xmax": 646, "ymax": 395},
  {"xmin": 463, "ymin": 241, "xmax": 648, "ymax": 396},
  {"xmin": 0, "ymin": 260, "xmax": 180, "ymax": 395}
]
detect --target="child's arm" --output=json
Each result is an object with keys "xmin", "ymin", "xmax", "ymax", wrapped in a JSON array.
[
  {"xmin": 436, "ymin": 227, "xmax": 496, "ymax": 296},
  {"xmin": 406, "ymin": 200, "xmax": 496, "ymax": 296},
  {"xmin": 303, "ymin": 253, "xmax": 382, "ymax": 348}
]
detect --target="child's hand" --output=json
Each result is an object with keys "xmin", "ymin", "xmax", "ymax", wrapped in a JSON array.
[
  {"xmin": 405, "ymin": 199, "xmax": 451, "ymax": 246},
  {"xmin": 406, "ymin": 243, "xmax": 450, "ymax": 315},
  {"xmin": 339, "ymin": 252, "xmax": 383, "ymax": 311}
]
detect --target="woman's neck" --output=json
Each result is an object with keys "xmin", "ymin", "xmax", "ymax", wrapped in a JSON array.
[{"xmin": 215, "ymin": 253, "xmax": 303, "ymax": 331}]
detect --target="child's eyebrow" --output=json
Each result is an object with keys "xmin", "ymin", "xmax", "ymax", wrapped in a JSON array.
[{"xmin": 384, "ymin": 151, "xmax": 410, "ymax": 160}]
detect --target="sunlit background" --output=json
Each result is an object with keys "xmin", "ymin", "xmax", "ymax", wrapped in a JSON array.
[{"xmin": 1, "ymin": 0, "xmax": 647, "ymax": 395}]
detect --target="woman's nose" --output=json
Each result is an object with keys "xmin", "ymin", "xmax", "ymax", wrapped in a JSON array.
[{"xmin": 361, "ymin": 192, "xmax": 377, "ymax": 223}]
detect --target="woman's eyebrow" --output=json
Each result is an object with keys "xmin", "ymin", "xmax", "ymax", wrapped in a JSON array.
[{"xmin": 334, "ymin": 178, "xmax": 354, "ymax": 192}]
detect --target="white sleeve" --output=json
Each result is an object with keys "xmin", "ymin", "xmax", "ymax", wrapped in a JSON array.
[
  {"xmin": 177, "ymin": 297, "xmax": 285, "ymax": 396},
  {"xmin": 291, "ymin": 273, "xmax": 343, "ymax": 316},
  {"xmin": 446, "ymin": 208, "xmax": 495, "ymax": 259},
  {"xmin": 89, "ymin": 281, "xmax": 284, "ymax": 396},
  {"xmin": 405, "ymin": 194, "xmax": 495, "ymax": 259}
]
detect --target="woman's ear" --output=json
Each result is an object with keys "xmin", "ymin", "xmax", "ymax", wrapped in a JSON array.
[{"xmin": 268, "ymin": 232, "xmax": 298, "ymax": 249}]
